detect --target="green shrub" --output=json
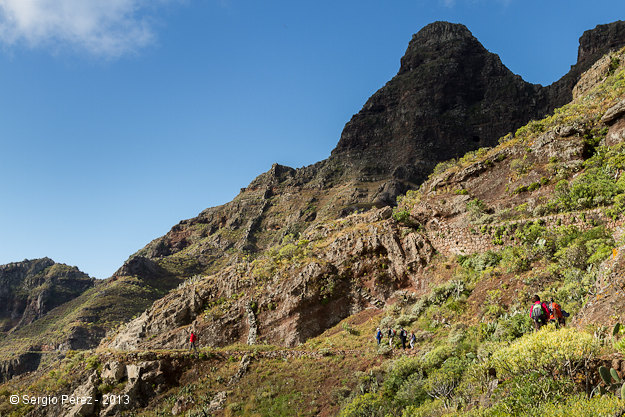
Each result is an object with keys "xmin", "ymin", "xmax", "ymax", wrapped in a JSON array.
[
  {"xmin": 397, "ymin": 314, "xmax": 417, "ymax": 327},
  {"xmin": 339, "ymin": 393, "xmax": 389, "ymax": 417},
  {"xmin": 401, "ymin": 399, "xmax": 446, "ymax": 417},
  {"xmin": 515, "ymin": 222, "xmax": 548, "ymax": 245},
  {"xmin": 459, "ymin": 251, "xmax": 501, "ymax": 272},
  {"xmin": 537, "ymin": 394, "xmax": 625, "ymax": 417},
  {"xmin": 422, "ymin": 345, "xmax": 453, "ymax": 370},
  {"xmin": 500, "ymin": 246, "xmax": 530, "ymax": 273},
  {"xmin": 423, "ymin": 357, "xmax": 467, "ymax": 406},
  {"xmin": 490, "ymin": 371, "xmax": 576, "ymax": 416},
  {"xmin": 342, "ymin": 322, "xmax": 360, "ymax": 336},
  {"xmin": 392, "ymin": 209, "xmax": 412, "ymax": 225},
  {"xmin": 394, "ymin": 371, "xmax": 428, "ymax": 408},
  {"xmin": 447, "ymin": 394, "xmax": 625, "ymax": 417},
  {"xmin": 466, "ymin": 199, "xmax": 487, "ymax": 221},
  {"xmin": 489, "ymin": 327, "xmax": 598, "ymax": 380},
  {"xmin": 382, "ymin": 356, "xmax": 423, "ymax": 398},
  {"xmin": 510, "ymin": 155, "xmax": 533, "ymax": 175},
  {"xmin": 491, "ymin": 313, "xmax": 532, "ymax": 342},
  {"xmin": 377, "ymin": 344, "xmax": 392, "ymax": 357}
]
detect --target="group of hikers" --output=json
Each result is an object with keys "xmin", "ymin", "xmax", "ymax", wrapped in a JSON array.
[
  {"xmin": 375, "ymin": 295, "xmax": 569, "ymax": 349},
  {"xmin": 375, "ymin": 327, "xmax": 417, "ymax": 349},
  {"xmin": 529, "ymin": 295, "xmax": 569, "ymax": 330}
]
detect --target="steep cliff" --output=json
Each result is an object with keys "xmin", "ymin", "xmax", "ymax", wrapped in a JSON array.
[
  {"xmin": 0, "ymin": 258, "xmax": 94, "ymax": 333},
  {"xmin": 332, "ymin": 22, "xmax": 550, "ymax": 185}
]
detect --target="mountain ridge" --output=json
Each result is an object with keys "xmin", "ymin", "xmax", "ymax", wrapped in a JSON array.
[{"xmin": 3, "ymin": 21, "xmax": 625, "ymax": 407}]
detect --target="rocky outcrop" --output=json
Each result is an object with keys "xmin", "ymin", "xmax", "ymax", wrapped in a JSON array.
[
  {"xmin": 604, "ymin": 99, "xmax": 625, "ymax": 146},
  {"xmin": 332, "ymin": 22, "xmax": 551, "ymax": 185},
  {"xmin": 332, "ymin": 21, "xmax": 625, "ymax": 187},
  {"xmin": 64, "ymin": 371, "xmax": 99, "ymax": 417},
  {"xmin": 577, "ymin": 21, "xmax": 625, "ymax": 67},
  {"xmin": 106, "ymin": 208, "xmax": 435, "ymax": 351},
  {"xmin": 0, "ymin": 258, "xmax": 94, "ymax": 332},
  {"xmin": 246, "ymin": 302, "xmax": 258, "ymax": 345},
  {"xmin": 548, "ymin": 21, "xmax": 625, "ymax": 108},
  {"xmin": 0, "ymin": 352, "xmax": 41, "ymax": 382}
]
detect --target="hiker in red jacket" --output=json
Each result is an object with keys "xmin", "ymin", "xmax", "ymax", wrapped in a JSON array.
[
  {"xmin": 548, "ymin": 298, "xmax": 566, "ymax": 328},
  {"xmin": 189, "ymin": 330, "xmax": 198, "ymax": 353},
  {"xmin": 529, "ymin": 295, "xmax": 550, "ymax": 330}
]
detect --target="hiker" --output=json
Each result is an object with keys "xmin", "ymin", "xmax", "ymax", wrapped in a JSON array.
[
  {"xmin": 529, "ymin": 295, "xmax": 549, "ymax": 330},
  {"xmin": 388, "ymin": 328, "xmax": 396, "ymax": 347},
  {"xmin": 375, "ymin": 327, "xmax": 382, "ymax": 345},
  {"xmin": 189, "ymin": 330, "xmax": 198, "ymax": 353},
  {"xmin": 399, "ymin": 327, "xmax": 408, "ymax": 349},
  {"xmin": 409, "ymin": 331, "xmax": 416, "ymax": 349},
  {"xmin": 548, "ymin": 298, "xmax": 566, "ymax": 327}
]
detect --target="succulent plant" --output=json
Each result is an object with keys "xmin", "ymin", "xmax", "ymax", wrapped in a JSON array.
[{"xmin": 598, "ymin": 365, "xmax": 625, "ymax": 398}]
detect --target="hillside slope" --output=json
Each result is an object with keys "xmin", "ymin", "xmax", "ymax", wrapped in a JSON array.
[
  {"xmin": 4, "ymin": 20, "xmax": 625, "ymax": 417},
  {"xmin": 4, "ymin": 41, "xmax": 625, "ymax": 417}
]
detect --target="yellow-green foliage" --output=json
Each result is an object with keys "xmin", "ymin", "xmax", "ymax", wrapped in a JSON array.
[
  {"xmin": 250, "ymin": 234, "xmax": 312, "ymax": 280},
  {"xmin": 490, "ymin": 327, "xmax": 598, "ymax": 379},
  {"xmin": 401, "ymin": 399, "xmax": 445, "ymax": 417},
  {"xmin": 537, "ymin": 395, "xmax": 625, "ymax": 417},
  {"xmin": 338, "ymin": 393, "xmax": 389, "ymax": 417},
  {"xmin": 451, "ymin": 394, "xmax": 625, "ymax": 417},
  {"xmin": 395, "ymin": 190, "xmax": 421, "ymax": 216}
]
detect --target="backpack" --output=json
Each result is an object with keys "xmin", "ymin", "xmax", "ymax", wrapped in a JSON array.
[
  {"xmin": 552, "ymin": 302, "xmax": 562, "ymax": 318},
  {"xmin": 532, "ymin": 303, "xmax": 545, "ymax": 322}
]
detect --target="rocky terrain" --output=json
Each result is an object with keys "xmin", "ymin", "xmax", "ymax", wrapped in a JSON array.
[
  {"xmin": 3, "ymin": 19, "xmax": 625, "ymax": 417},
  {"xmin": 0, "ymin": 258, "xmax": 93, "ymax": 333}
]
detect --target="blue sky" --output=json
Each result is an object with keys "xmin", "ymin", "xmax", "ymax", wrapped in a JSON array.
[{"xmin": 0, "ymin": 0, "xmax": 623, "ymax": 278}]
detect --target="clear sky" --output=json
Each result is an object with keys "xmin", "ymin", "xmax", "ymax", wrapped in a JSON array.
[{"xmin": 0, "ymin": 0, "xmax": 623, "ymax": 278}]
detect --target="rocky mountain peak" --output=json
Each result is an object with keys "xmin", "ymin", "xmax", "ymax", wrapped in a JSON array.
[
  {"xmin": 578, "ymin": 20, "xmax": 625, "ymax": 65},
  {"xmin": 399, "ymin": 21, "xmax": 481, "ymax": 74},
  {"xmin": 331, "ymin": 21, "xmax": 549, "ymax": 185}
]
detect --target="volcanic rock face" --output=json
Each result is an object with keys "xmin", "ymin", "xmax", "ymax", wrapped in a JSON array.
[
  {"xmin": 546, "ymin": 21, "xmax": 625, "ymax": 109},
  {"xmin": 107, "ymin": 207, "xmax": 436, "ymax": 351},
  {"xmin": 332, "ymin": 21, "xmax": 625, "ymax": 186},
  {"xmin": 332, "ymin": 22, "xmax": 550, "ymax": 185},
  {"xmin": 578, "ymin": 20, "xmax": 625, "ymax": 65},
  {"xmin": 134, "ymin": 21, "xmax": 625, "ymax": 279},
  {"xmin": 135, "ymin": 22, "xmax": 625, "ymax": 267},
  {"xmin": 0, "ymin": 258, "xmax": 94, "ymax": 332}
]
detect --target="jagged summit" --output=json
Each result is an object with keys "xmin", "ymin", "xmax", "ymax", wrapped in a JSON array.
[
  {"xmin": 331, "ymin": 21, "xmax": 549, "ymax": 185},
  {"xmin": 398, "ymin": 21, "xmax": 480, "ymax": 74},
  {"xmin": 578, "ymin": 20, "xmax": 625, "ymax": 64},
  {"xmin": 331, "ymin": 20, "xmax": 625, "ymax": 186}
]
